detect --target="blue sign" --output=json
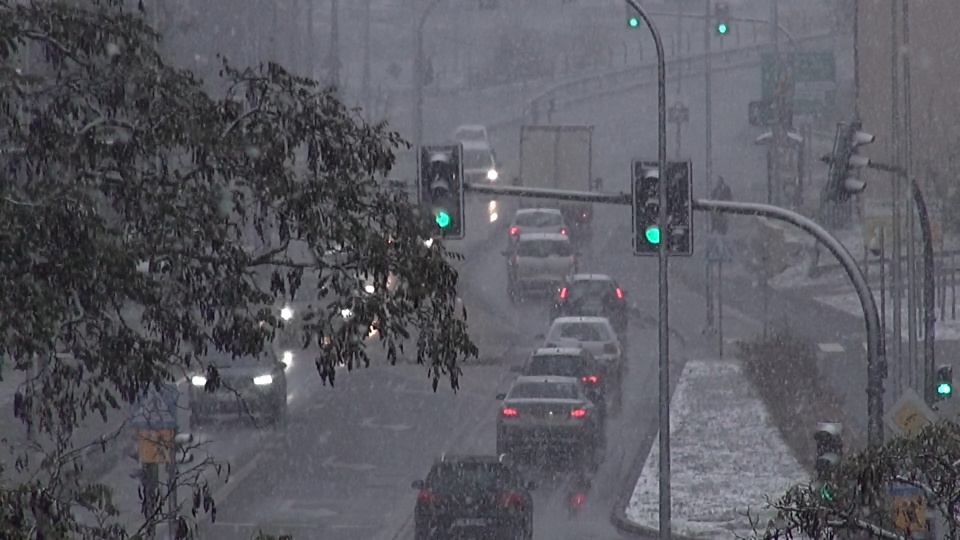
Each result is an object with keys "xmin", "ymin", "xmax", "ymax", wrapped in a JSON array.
[
  {"xmin": 130, "ymin": 383, "xmax": 179, "ymax": 430},
  {"xmin": 888, "ymin": 482, "xmax": 922, "ymax": 497}
]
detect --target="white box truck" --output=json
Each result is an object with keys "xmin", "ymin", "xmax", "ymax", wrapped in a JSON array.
[{"xmin": 518, "ymin": 125, "xmax": 595, "ymax": 240}]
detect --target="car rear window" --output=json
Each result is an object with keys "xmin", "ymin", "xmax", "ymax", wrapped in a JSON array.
[
  {"xmin": 463, "ymin": 149, "xmax": 494, "ymax": 169},
  {"xmin": 517, "ymin": 240, "xmax": 572, "ymax": 257},
  {"xmin": 566, "ymin": 280, "xmax": 616, "ymax": 302},
  {"xmin": 552, "ymin": 322, "xmax": 610, "ymax": 342},
  {"xmin": 526, "ymin": 356, "xmax": 587, "ymax": 377},
  {"xmin": 515, "ymin": 212, "xmax": 564, "ymax": 227},
  {"xmin": 509, "ymin": 382, "xmax": 580, "ymax": 400},
  {"xmin": 427, "ymin": 462, "xmax": 509, "ymax": 492}
]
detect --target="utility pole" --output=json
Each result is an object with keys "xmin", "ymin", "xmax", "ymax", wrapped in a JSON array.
[
  {"xmin": 330, "ymin": 0, "xmax": 341, "ymax": 89},
  {"xmin": 889, "ymin": 0, "xmax": 903, "ymax": 395},
  {"xmin": 306, "ymin": 0, "xmax": 315, "ymax": 79},
  {"xmin": 703, "ymin": 0, "xmax": 713, "ymax": 196},
  {"xmin": 363, "ymin": 0, "xmax": 372, "ymax": 121},
  {"xmin": 770, "ymin": 0, "xmax": 783, "ymax": 207},
  {"xmin": 902, "ymin": 0, "xmax": 919, "ymax": 390}
]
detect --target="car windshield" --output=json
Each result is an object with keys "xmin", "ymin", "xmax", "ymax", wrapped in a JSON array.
[
  {"xmin": 515, "ymin": 212, "xmax": 564, "ymax": 227},
  {"xmin": 551, "ymin": 322, "xmax": 610, "ymax": 342},
  {"xmin": 205, "ymin": 352, "xmax": 274, "ymax": 369},
  {"xmin": 463, "ymin": 148, "xmax": 493, "ymax": 169},
  {"xmin": 526, "ymin": 356, "xmax": 589, "ymax": 377},
  {"xmin": 567, "ymin": 280, "xmax": 617, "ymax": 302},
  {"xmin": 426, "ymin": 462, "xmax": 509, "ymax": 493},
  {"xmin": 509, "ymin": 382, "xmax": 580, "ymax": 400},
  {"xmin": 517, "ymin": 240, "xmax": 572, "ymax": 257}
]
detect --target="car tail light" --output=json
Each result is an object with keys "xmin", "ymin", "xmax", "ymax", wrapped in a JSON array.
[
  {"xmin": 560, "ymin": 228, "xmax": 567, "ymax": 235},
  {"xmin": 501, "ymin": 407, "xmax": 519, "ymax": 417},
  {"xmin": 570, "ymin": 408, "xmax": 588, "ymax": 418},
  {"xmin": 615, "ymin": 288, "xmax": 624, "ymax": 299},
  {"xmin": 496, "ymin": 491, "xmax": 524, "ymax": 506},
  {"xmin": 417, "ymin": 490, "xmax": 442, "ymax": 504},
  {"xmin": 570, "ymin": 492, "xmax": 586, "ymax": 509},
  {"xmin": 604, "ymin": 343, "xmax": 618, "ymax": 354},
  {"xmin": 581, "ymin": 375, "xmax": 599, "ymax": 384},
  {"xmin": 582, "ymin": 212, "xmax": 589, "ymax": 219},
  {"xmin": 510, "ymin": 226, "xmax": 519, "ymax": 235},
  {"xmin": 558, "ymin": 287, "xmax": 568, "ymax": 300}
]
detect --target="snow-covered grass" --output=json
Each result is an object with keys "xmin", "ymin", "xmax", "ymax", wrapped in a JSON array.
[
  {"xmin": 815, "ymin": 291, "xmax": 960, "ymax": 341},
  {"xmin": 625, "ymin": 360, "xmax": 807, "ymax": 539}
]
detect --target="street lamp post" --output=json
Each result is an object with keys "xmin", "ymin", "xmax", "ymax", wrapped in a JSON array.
[
  {"xmin": 414, "ymin": 0, "xmax": 443, "ymax": 147},
  {"xmin": 622, "ymin": 1, "xmax": 669, "ymax": 537}
]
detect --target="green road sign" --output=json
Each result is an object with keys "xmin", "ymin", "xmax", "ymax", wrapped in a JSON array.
[{"xmin": 761, "ymin": 52, "xmax": 836, "ymax": 115}]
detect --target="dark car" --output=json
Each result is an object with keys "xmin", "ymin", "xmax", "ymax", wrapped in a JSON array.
[
  {"xmin": 551, "ymin": 274, "xmax": 628, "ymax": 333},
  {"xmin": 519, "ymin": 347, "xmax": 607, "ymax": 420},
  {"xmin": 412, "ymin": 455, "xmax": 535, "ymax": 540},
  {"xmin": 188, "ymin": 351, "xmax": 288, "ymax": 427}
]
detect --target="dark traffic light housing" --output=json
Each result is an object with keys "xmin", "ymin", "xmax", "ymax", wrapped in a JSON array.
[
  {"xmin": 418, "ymin": 144, "xmax": 465, "ymax": 240},
  {"xmin": 632, "ymin": 160, "xmax": 693, "ymax": 256},
  {"xmin": 626, "ymin": 4, "xmax": 640, "ymax": 28},
  {"xmin": 823, "ymin": 121, "xmax": 875, "ymax": 204},
  {"xmin": 936, "ymin": 365, "xmax": 953, "ymax": 400},
  {"xmin": 813, "ymin": 422, "xmax": 843, "ymax": 501},
  {"xmin": 714, "ymin": 3, "xmax": 730, "ymax": 35}
]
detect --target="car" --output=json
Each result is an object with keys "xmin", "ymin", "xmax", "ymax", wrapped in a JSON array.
[
  {"xmin": 502, "ymin": 233, "xmax": 578, "ymax": 301},
  {"xmin": 551, "ymin": 274, "xmax": 629, "ymax": 333},
  {"xmin": 411, "ymin": 454, "xmax": 534, "ymax": 540},
  {"xmin": 508, "ymin": 208, "xmax": 568, "ymax": 245},
  {"xmin": 188, "ymin": 351, "xmax": 288, "ymax": 427},
  {"xmin": 518, "ymin": 347, "xmax": 607, "ymax": 419},
  {"xmin": 461, "ymin": 141, "xmax": 500, "ymax": 183},
  {"xmin": 452, "ymin": 124, "xmax": 490, "ymax": 145},
  {"xmin": 496, "ymin": 375, "xmax": 602, "ymax": 469},
  {"xmin": 542, "ymin": 317, "xmax": 623, "ymax": 392}
]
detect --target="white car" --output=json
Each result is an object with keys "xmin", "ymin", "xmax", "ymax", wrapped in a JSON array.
[
  {"xmin": 461, "ymin": 141, "xmax": 499, "ymax": 183},
  {"xmin": 508, "ymin": 208, "xmax": 568, "ymax": 244},
  {"xmin": 542, "ymin": 316, "xmax": 623, "ymax": 389},
  {"xmin": 503, "ymin": 233, "xmax": 578, "ymax": 299},
  {"xmin": 452, "ymin": 124, "xmax": 489, "ymax": 145}
]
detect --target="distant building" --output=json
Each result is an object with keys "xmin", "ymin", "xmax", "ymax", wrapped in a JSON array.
[{"xmin": 856, "ymin": 1, "xmax": 960, "ymax": 224}]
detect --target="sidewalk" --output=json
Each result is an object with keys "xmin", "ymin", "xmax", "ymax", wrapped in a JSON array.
[{"xmin": 620, "ymin": 360, "xmax": 807, "ymax": 539}]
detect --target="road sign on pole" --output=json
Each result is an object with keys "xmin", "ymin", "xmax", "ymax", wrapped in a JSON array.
[
  {"xmin": 889, "ymin": 482, "xmax": 925, "ymax": 532},
  {"xmin": 130, "ymin": 383, "xmax": 179, "ymax": 431},
  {"xmin": 883, "ymin": 387, "xmax": 939, "ymax": 438},
  {"xmin": 705, "ymin": 234, "xmax": 733, "ymax": 264}
]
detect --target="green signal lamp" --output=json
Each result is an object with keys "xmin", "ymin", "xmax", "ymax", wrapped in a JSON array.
[
  {"xmin": 938, "ymin": 382, "xmax": 952, "ymax": 396},
  {"xmin": 435, "ymin": 209, "xmax": 452, "ymax": 229},
  {"xmin": 717, "ymin": 22, "xmax": 728, "ymax": 35},
  {"xmin": 644, "ymin": 226, "xmax": 661, "ymax": 245},
  {"xmin": 628, "ymin": 17, "xmax": 639, "ymax": 28},
  {"xmin": 820, "ymin": 483, "xmax": 834, "ymax": 501}
]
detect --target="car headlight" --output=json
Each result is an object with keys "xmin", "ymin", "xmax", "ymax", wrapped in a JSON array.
[
  {"xmin": 280, "ymin": 306, "xmax": 294, "ymax": 321},
  {"xmin": 364, "ymin": 284, "xmax": 376, "ymax": 294},
  {"xmin": 253, "ymin": 374, "xmax": 274, "ymax": 386},
  {"xmin": 281, "ymin": 350, "xmax": 293, "ymax": 368},
  {"xmin": 487, "ymin": 169, "xmax": 498, "ymax": 181},
  {"xmin": 340, "ymin": 308, "xmax": 353, "ymax": 319},
  {"xmin": 191, "ymin": 376, "xmax": 207, "ymax": 386},
  {"xmin": 423, "ymin": 238, "xmax": 434, "ymax": 248}
]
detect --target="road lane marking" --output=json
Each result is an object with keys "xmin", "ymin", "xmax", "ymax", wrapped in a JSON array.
[{"xmin": 818, "ymin": 343, "xmax": 845, "ymax": 353}]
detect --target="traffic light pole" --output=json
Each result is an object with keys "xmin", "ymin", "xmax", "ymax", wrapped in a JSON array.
[
  {"xmin": 413, "ymin": 0, "xmax": 444, "ymax": 147},
  {"xmin": 464, "ymin": 182, "xmax": 887, "ymax": 448}
]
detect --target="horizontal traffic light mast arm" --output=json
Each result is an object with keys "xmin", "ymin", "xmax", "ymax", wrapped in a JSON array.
[{"xmin": 464, "ymin": 183, "xmax": 631, "ymax": 204}]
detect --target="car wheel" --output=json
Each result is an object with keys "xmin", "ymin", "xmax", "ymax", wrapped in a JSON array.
[{"xmin": 496, "ymin": 438, "xmax": 510, "ymax": 458}]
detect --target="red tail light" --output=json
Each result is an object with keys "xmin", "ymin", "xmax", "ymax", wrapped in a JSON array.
[
  {"xmin": 496, "ymin": 491, "xmax": 524, "ymax": 506},
  {"xmin": 417, "ymin": 490, "xmax": 442, "ymax": 504},
  {"xmin": 570, "ymin": 408, "xmax": 588, "ymax": 418},
  {"xmin": 603, "ymin": 343, "xmax": 618, "ymax": 354},
  {"xmin": 560, "ymin": 228, "xmax": 568, "ymax": 235},
  {"xmin": 559, "ymin": 287, "xmax": 568, "ymax": 300},
  {"xmin": 581, "ymin": 375, "xmax": 599, "ymax": 384},
  {"xmin": 510, "ymin": 226, "xmax": 519, "ymax": 235},
  {"xmin": 571, "ymin": 492, "xmax": 586, "ymax": 508},
  {"xmin": 582, "ymin": 212, "xmax": 589, "ymax": 219},
  {"xmin": 615, "ymin": 288, "xmax": 624, "ymax": 299},
  {"xmin": 501, "ymin": 407, "xmax": 519, "ymax": 417}
]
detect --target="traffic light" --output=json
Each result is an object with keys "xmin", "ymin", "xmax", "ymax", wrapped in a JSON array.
[
  {"xmin": 823, "ymin": 121, "xmax": 875, "ymax": 203},
  {"xmin": 813, "ymin": 422, "xmax": 843, "ymax": 501},
  {"xmin": 632, "ymin": 160, "xmax": 693, "ymax": 256},
  {"xmin": 626, "ymin": 4, "xmax": 640, "ymax": 28},
  {"xmin": 936, "ymin": 365, "xmax": 953, "ymax": 400},
  {"xmin": 418, "ymin": 144, "xmax": 465, "ymax": 239},
  {"xmin": 714, "ymin": 3, "xmax": 730, "ymax": 35}
]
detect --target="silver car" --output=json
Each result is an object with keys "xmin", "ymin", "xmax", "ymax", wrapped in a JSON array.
[
  {"xmin": 543, "ymin": 316, "xmax": 623, "ymax": 392},
  {"xmin": 495, "ymin": 375, "xmax": 601, "ymax": 469},
  {"xmin": 508, "ymin": 208, "xmax": 568, "ymax": 245}
]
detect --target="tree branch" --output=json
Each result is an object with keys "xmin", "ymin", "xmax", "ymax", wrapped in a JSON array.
[
  {"xmin": 828, "ymin": 519, "xmax": 905, "ymax": 540},
  {"xmin": 221, "ymin": 106, "xmax": 262, "ymax": 138}
]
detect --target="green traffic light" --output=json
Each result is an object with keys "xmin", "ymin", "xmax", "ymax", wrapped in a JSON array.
[
  {"xmin": 435, "ymin": 210, "xmax": 452, "ymax": 229},
  {"xmin": 644, "ymin": 226, "xmax": 661, "ymax": 245},
  {"xmin": 820, "ymin": 483, "xmax": 834, "ymax": 501},
  {"xmin": 717, "ymin": 23, "xmax": 728, "ymax": 34},
  {"xmin": 628, "ymin": 17, "xmax": 639, "ymax": 28},
  {"xmin": 938, "ymin": 382, "xmax": 952, "ymax": 396}
]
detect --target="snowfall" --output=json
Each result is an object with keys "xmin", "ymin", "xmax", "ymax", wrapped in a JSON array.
[{"xmin": 625, "ymin": 360, "xmax": 808, "ymax": 538}]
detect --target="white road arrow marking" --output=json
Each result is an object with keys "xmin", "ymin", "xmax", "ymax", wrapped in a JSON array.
[{"xmin": 360, "ymin": 417, "xmax": 411, "ymax": 432}]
